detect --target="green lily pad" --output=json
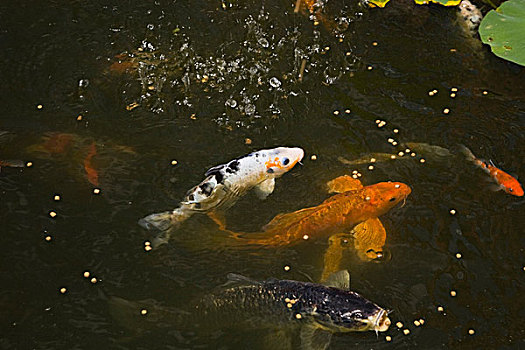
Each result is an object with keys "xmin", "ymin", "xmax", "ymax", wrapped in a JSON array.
[{"xmin": 479, "ymin": 0, "xmax": 525, "ymax": 66}]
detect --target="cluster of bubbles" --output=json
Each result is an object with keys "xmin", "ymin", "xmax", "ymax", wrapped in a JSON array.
[{"xmin": 114, "ymin": 5, "xmax": 364, "ymax": 127}]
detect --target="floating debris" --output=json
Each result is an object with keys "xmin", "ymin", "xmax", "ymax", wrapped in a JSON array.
[
  {"xmin": 245, "ymin": 138, "xmax": 252, "ymax": 145},
  {"xmin": 126, "ymin": 102, "xmax": 140, "ymax": 111}
]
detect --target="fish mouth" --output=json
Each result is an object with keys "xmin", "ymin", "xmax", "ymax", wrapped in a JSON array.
[{"xmin": 373, "ymin": 309, "xmax": 391, "ymax": 333}]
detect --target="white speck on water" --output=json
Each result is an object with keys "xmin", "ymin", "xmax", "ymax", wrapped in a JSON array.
[{"xmin": 269, "ymin": 77, "xmax": 281, "ymax": 88}]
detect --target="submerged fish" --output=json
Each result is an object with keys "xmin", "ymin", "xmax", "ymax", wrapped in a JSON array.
[
  {"xmin": 109, "ymin": 271, "xmax": 390, "ymax": 349},
  {"xmin": 230, "ymin": 175, "xmax": 410, "ymax": 247},
  {"xmin": 139, "ymin": 147, "xmax": 304, "ymax": 238},
  {"xmin": 0, "ymin": 160, "xmax": 25, "ymax": 172},
  {"xmin": 460, "ymin": 145, "xmax": 523, "ymax": 197}
]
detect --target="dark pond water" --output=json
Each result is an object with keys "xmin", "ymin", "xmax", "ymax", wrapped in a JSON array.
[{"xmin": 1, "ymin": 0, "xmax": 524, "ymax": 349}]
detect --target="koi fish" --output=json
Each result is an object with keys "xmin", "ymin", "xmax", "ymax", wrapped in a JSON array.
[
  {"xmin": 0, "ymin": 160, "xmax": 25, "ymax": 172},
  {"xmin": 108, "ymin": 271, "xmax": 390, "ymax": 348},
  {"xmin": 460, "ymin": 145, "xmax": 523, "ymax": 197},
  {"xmin": 230, "ymin": 175, "xmax": 411, "ymax": 247},
  {"xmin": 83, "ymin": 141, "xmax": 99, "ymax": 186},
  {"xmin": 139, "ymin": 147, "xmax": 305, "ymax": 240}
]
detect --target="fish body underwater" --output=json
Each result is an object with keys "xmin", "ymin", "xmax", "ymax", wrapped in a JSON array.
[
  {"xmin": 139, "ymin": 147, "xmax": 304, "ymax": 236},
  {"xmin": 460, "ymin": 145, "xmax": 523, "ymax": 196},
  {"xmin": 109, "ymin": 271, "xmax": 390, "ymax": 349},
  {"xmin": 232, "ymin": 176, "xmax": 411, "ymax": 247}
]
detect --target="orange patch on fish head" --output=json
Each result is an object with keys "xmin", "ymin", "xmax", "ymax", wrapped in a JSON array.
[
  {"xmin": 503, "ymin": 179, "xmax": 524, "ymax": 196},
  {"xmin": 264, "ymin": 148, "xmax": 304, "ymax": 176},
  {"xmin": 363, "ymin": 182, "xmax": 411, "ymax": 216}
]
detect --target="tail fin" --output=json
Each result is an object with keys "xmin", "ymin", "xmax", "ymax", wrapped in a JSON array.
[
  {"xmin": 458, "ymin": 144, "xmax": 477, "ymax": 163},
  {"xmin": 138, "ymin": 208, "xmax": 192, "ymax": 232}
]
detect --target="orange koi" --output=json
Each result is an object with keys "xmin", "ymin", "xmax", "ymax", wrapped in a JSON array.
[
  {"xmin": 230, "ymin": 175, "xmax": 411, "ymax": 247},
  {"xmin": 83, "ymin": 142, "xmax": 99, "ymax": 186},
  {"xmin": 460, "ymin": 145, "xmax": 523, "ymax": 197}
]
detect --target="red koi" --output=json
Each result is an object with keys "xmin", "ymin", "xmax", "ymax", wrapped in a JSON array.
[
  {"xmin": 460, "ymin": 145, "xmax": 523, "ymax": 197},
  {"xmin": 83, "ymin": 142, "xmax": 99, "ymax": 186}
]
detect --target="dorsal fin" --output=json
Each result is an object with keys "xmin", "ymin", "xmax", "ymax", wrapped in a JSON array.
[
  {"xmin": 262, "ymin": 207, "xmax": 320, "ymax": 232},
  {"xmin": 225, "ymin": 273, "xmax": 258, "ymax": 287},
  {"xmin": 322, "ymin": 270, "xmax": 350, "ymax": 290}
]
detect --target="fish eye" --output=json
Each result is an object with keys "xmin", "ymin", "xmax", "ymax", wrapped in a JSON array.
[
  {"xmin": 389, "ymin": 197, "xmax": 396, "ymax": 202},
  {"xmin": 267, "ymin": 168, "xmax": 274, "ymax": 173},
  {"xmin": 282, "ymin": 157, "xmax": 290, "ymax": 165}
]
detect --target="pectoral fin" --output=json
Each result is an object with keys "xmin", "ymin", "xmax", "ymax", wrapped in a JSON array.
[
  {"xmin": 300, "ymin": 324, "xmax": 332, "ymax": 350},
  {"xmin": 327, "ymin": 175, "xmax": 363, "ymax": 193},
  {"xmin": 254, "ymin": 178, "xmax": 275, "ymax": 199},
  {"xmin": 322, "ymin": 270, "xmax": 350, "ymax": 290},
  {"xmin": 352, "ymin": 218, "xmax": 387, "ymax": 261}
]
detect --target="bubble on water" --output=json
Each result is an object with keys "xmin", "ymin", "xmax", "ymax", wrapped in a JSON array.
[
  {"xmin": 225, "ymin": 99, "xmax": 237, "ymax": 108},
  {"xmin": 244, "ymin": 104, "xmax": 256, "ymax": 115},
  {"xmin": 78, "ymin": 79, "xmax": 89, "ymax": 88},
  {"xmin": 258, "ymin": 37, "xmax": 269, "ymax": 48},
  {"xmin": 147, "ymin": 24, "xmax": 155, "ymax": 30},
  {"xmin": 269, "ymin": 77, "xmax": 281, "ymax": 88}
]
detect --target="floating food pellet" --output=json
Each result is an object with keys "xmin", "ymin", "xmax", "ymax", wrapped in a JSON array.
[
  {"xmin": 398, "ymin": 152, "xmax": 404, "ymax": 157},
  {"xmin": 365, "ymin": 196, "xmax": 371, "ymax": 201},
  {"xmin": 437, "ymin": 306, "xmax": 444, "ymax": 312},
  {"xmin": 345, "ymin": 109, "xmax": 351, "ymax": 114},
  {"xmin": 171, "ymin": 160, "xmax": 178, "ymax": 165},
  {"xmin": 403, "ymin": 329, "xmax": 410, "ymax": 335},
  {"xmin": 450, "ymin": 93, "xmax": 456, "ymax": 98},
  {"xmin": 393, "ymin": 129, "xmax": 399, "ymax": 133},
  {"xmin": 145, "ymin": 245, "xmax": 152, "ymax": 252},
  {"xmin": 394, "ymin": 184, "xmax": 400, "ymax": 188},
  {"xmin": 126, "ymin": 102, "xmax": 140, "ymax": 111},
  {"xmin": 201, "ymin": 75, "xmax": 209, "ymax": 83},
  {"xmin": 428, "ymin": 91, "xmax": 435, "ymax": 96},
  {"xmin": 49, "ymin": 211, "xmax": 57, "ymax": 218},
  {"xmin": 26, "ymin": 161, "xmax": 33, "ymax": 167},
  {"xmin": 333, "ymin": 110, "xmax": 340, "ymax": 116},
  {"xmin": 451, "ymin": 87, "xmax": 458, "ymax": 92},
  {"xmin": 37, "ymin": 104, "xmax": 43, "ymax": 109},
  {"xmin": 443, "ymin": 108, "xmax": 450, "ymax": 114},
  {"xmin": 392, "ymin": 141, "xmax": 398, "ymax": 146},
  {"xmin": 245, "ymin": 138, "xmax": 252, "ymax": 145},
  {"xmin": 370, "ymin": 158, "xmax": 376, "ymax": 163},
  {"xmin": 287, "ymin": 303, "xmax": 293, "ymax": 308},
  {"xmin": 368, "ymin": 165, "xmax": 374, "ymax": 170},
  {"xmin": 367, "ymin": 66, "xmax": 373, "ymax": 70},
  {"xmin": 388, "ymin": 138, "xmax": 394, "ymax": 143},
  {"xmin": 45, "ymin": 235, "xmax": 52, "ymax": 242},
  {"xmin": 284, "ymin": 298, "xmax": 290, "ymax": 303},
  {"xmin": 468, "ymin": 329, "xmax": 475, "ymax": 335},
  {"xmin": 352, "ymin": 174, "xmax": 358, "ymax": 179},
  {"xmin": 147, "ymin": 85, "xmax": 155, "ymax": 91},
  {"xmin": 352, "ymin": 170, "xmax": 358, "ymax": 174},
  {"xmin": 302, "ymin": 234, "xmax": 309, "ymax": 240},
  {"xmin": 378, "ymin": 121, "xmax": 386, "ymax": 127},
  {"xmin": 411, "ymin": 152, "xmax": 416, "ymax": 157},
  {"xmin": 449, "ymin": 209, "xmax": 456, "ymax": 215},
  {"xmin": 314, "ymin": 21, "xmax": 320, "ymax": 26},
  {"xmin": 372, "ymin": 41, "xmax": 378, "ymax": 46},
  {"xmin": 450, "ymin": 290, "xmax": 457, "ymax": 297},
  {"xmin": 76, "ymin": 115, "xmax": 83, "ymax": 121},
  {"xmin": 60, "ymin": 287, "xmax": 67, "ymax": 294},
  {"xmin": 375, "ymin": 120, "xmax": 381, "ymax": 124},
  {"xmin": 295, "ymin": 313, "xmax": 302, "ymax": 319},
  {"xmin": 324, "ymin": 46, "xmax": 330, "ymax": 51},
  {"xmin": 91, "ymin": 277, "xmax": 97, "ymax": 284},
  {"xmin": 414, "ymin": 320, "xmax": 421, "ymax": 327},
  {"xmin": 346, "ymin": 51, "xmax": 351, "ymax": 56},
  {"xmin": 141, "ymin": 309, "xmax": 148, "ymax": 315},
  {"xmin": 396, "ymin": 322, "xmax": 403, "ymax": 328},
  {"xmin": 284, "ymin": 265, "xmax": 290, "ymax": 271},
  {"xmin": 190, "ymin": 114, "xmax": 197, "ymax": 120},
  {"xmin": 310, "ymin": 155, "xmax": 317, "ymax": 161},
  {"xmin": 450, "ymin": 48, "xmax": 457, "ymax": 52},
  {"xmin": 456, "ymin": 253, "xmax": 462, "ymax": 259},
  {"xmin": 83, "ymin": 271, "xmax": 90, "ymax": 278},
  {"xmin": 420, "ymin": 158, "xmax": 426, "ymax": 163},
  {"xmin": 419, "ymin": 319, "xmax": 425, "ymax": 325},
  {"xmin": 482, "ymin": 91, "xmax": 488, "ymax": 95},
  {"xmin": 357, "ymin": 173, "xmax": 362, "ymax": 177},
  {"xmin": 145, "ymin": 241, "xmax": 151, "ymax": 246},
  {"xmin": 390, "ymin": 155, "xmax": 396, "ymax": 159},
  {"xmin": 93, "ymin": 188, "xmax": 101, "ymax": 195},
  {"xmin": 405, "ymin": 149, "xmax": 410, "ymax": 153},
  {"xmin": 54, "ymin": 195, "xmax": 61, "ymax": 201},
  {"xmin": 385, "ymin": 335, "xmax": 392, "ymax": 342}
]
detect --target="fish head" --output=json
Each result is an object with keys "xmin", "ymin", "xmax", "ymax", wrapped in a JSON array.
[
  {"xmin": 312, "ymin": 289, "xmax": 391, "ymax": 333},
  {"xmin": 503, "ymin": 179, "xmax": 524, "ymax": 197},
  {"xmin": 362, "ymin": 182, "xmax": 411, "ymax": 216},
  {"xmin": 260, "ymin": 147, "xmax": 304, "ymax": 177}
]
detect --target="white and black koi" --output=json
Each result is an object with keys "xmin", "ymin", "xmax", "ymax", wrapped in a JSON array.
[{"xmin": 139, "ymin": 147, "xmax": 304, "ymax": 240}]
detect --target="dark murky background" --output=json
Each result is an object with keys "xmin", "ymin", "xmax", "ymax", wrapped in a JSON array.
[{"xmin": 1, "ymin": 0, "xmax": 524, "ymax": 348}]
